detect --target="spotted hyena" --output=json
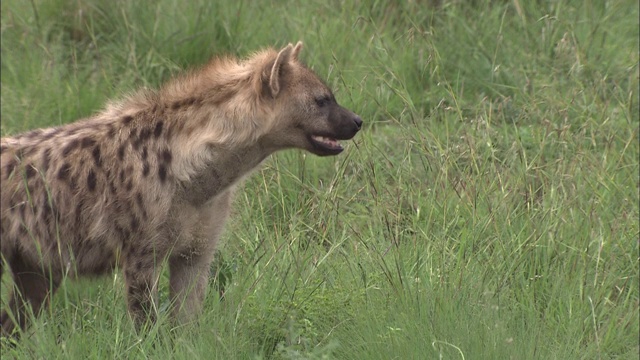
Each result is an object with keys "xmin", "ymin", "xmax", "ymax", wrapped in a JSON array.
[{"xmin": 0, "ymin": 42, "xmax": 362, "ymax": 337}]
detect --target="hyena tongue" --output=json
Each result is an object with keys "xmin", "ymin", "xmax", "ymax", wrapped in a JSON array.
[{"xmin": 311, "ymin": 135, "xmax": 342, "ymax": 150}]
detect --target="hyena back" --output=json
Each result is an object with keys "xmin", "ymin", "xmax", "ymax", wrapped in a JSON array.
[{"xmin": 0, "ymin": 42, "xmax": 362, "ymax": 337}]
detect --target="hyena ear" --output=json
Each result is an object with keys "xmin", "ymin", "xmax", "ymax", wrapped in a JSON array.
[
  {"xmin": 291, "ymin": 41, "xmax": 303, "ymax": 61},
  {"xmin": 269, "ymin": 43, "xmax": 295, "ymax": 98}
]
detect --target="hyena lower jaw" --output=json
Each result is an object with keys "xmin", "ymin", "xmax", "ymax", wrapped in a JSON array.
[{"xmin": 0, "ymin": 41, "xmax": 362, "ymax": 337}]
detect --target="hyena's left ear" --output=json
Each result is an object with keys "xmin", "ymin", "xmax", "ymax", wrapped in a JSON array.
[
  {"xmin": 291, "ymin": 41, "xmax": 303, "ymax": 61},
  {"xmin": 269, "ymin": 43, "xmax": 295, "ymax": 98}
]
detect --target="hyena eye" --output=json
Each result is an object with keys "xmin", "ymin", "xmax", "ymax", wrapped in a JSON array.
[{"xmin": 315, "ymin": 95, "xmax": 332, "ymax": 108}]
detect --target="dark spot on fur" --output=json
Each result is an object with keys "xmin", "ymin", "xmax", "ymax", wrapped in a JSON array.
[
  {"xmin": 42, "ymin": 200, "xmax": 54, "ymax": 226},
  {"xmin": 141, "ymin": 147, "xmax": 148, "ymax": 161},
  {"xmin": 158, "ymin": 165, "xmax": 167, "ymax": 183},
  {"xmin": 122, "ymin": 116, "xmax": 133, "ymax": 125},
  {"xmin": 41, "ymin": 148, "xmax": 51, "ymax": 173},
  {"xmin": 135, "ymin": 193, "xmax": 148, "ymax": 220},
  {"xmin": 126, "ymin": 179, "xmax": 133, "ymax": 192},
  {"xmin": 132, "ymin": 128, "xmax": 152, "ymax": 150},
  {"xmin": 118, "ymin": 143, "xmax": 127, "ymax": 160},
  {"xmin": 92, "ymin": 146, "xmax": 102, "ymax": 168},
  {"xmin": 80, "ymin": 137, "xmax": 96, "ymax": 149},
  {"xmin": 157, "ymin": 150, "xmax": 172, "ymax": 181},
  {"xmin": 67, "ymin": 128, "xmax": 84, "ymax": 137},
  {"xmin": 121, "ymin": 229, "xmax": 131, "ymax": 245},
  {"xmin": 142, "ymin": 162, "xmax": 150, "ymax": 177},
  {"xmin": 62, "ymin": 139, "xmax": 80, "ymax": 156},
  {"xmin": 24, "ymin": 129, "xmax": 43, "ymax": 138},
  {"xmin": 130, "ymin": 216, "xmax": 140, "ymax": 232},
  {"xmin": 153, "ymin": 121, "xmax": 163, "ymax": 138},
  {"xmin": 127, "ymin": 284, "xmax": 137, "ymax": 296},
  {"xmin": 119, "ymin": 169, "xmax": 126, "ymax": 184},
  {"xmin": 84, "ymin": 242, "xmax": 95, "ymax": 253},
  {"xmin": 132, "ymin": 139, "xmax": 142, "ymax": 150},
  {"xmin": 159, "ymin": 149, "xmax": 172, "ymax": 164},
  {"xmin": 107, "ymin": 125, "xmax": 116, "ymax": 139},
  {"xmin": 114, "ymin": 224, "xmax": 126, "ymax": 237},
  {"xmin": 87, "ymin": 170, "xmax": 97, "ymax": 191},
  {"xmin": 211, "ymin": 87, "xmax": 237, "ymax": 106},
  {"xmin": 25, "ymin": 164, "xmax": 36, "ymax": 179},
  {"xmin": 172, "ymin": 97, "xmax": 197, "ymax": 110},
  {"xmin": 53, "ymin": 204, "xmax": 62, "ymax": 224},
  {"xmin": 139, "ymin": 127, "xmax": 151, "ymax": 141},
  {"xmin": 57, "ymin": 163, "xmax": 71, "ymax": 181},
  {"xmin": 109, "ymin": 180, "xmax": 117, "ymax": 194},
  {"xmin": 4, "ymin": 159, "xmax": 18, "ymax": 178},
  {"xmin": 42, "ymin": 193, "xmax": 51, "ymax": 216},
  {"xmin": 137, "ymin": 247, "xmax": 151, "ymax": 258}
]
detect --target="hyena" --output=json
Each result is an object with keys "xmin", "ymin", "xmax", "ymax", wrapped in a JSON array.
[{"xmin": 0, "ymin": 42, "xmax": 362, "ymax": 337}]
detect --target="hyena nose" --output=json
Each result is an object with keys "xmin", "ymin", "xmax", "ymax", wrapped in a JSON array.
[{"xmin": 353, "ymin": 116, "xmax": 363, "ymax": 130}]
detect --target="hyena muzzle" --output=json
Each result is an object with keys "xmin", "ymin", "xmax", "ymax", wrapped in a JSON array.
[{"xmin": 0, "ymin": 41, "xmax": 362, "ymax": 338}]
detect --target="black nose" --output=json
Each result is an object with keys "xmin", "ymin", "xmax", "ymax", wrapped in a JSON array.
[{"xmin": 353, "ymin": 116, "xmax": 363, "ymax": 130}]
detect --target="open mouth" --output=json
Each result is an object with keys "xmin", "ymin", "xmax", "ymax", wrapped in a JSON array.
[{"xmin": 310, "ymin": 135, "xmax": 344, "ymax": 154}]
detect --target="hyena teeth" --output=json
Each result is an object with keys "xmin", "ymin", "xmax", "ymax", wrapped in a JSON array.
[
  {"xmin": 0, "ymin": 41, "xmax": 363, "ymax": 337},
  {"xmin": 311, "ymin": 135, "xmax": 342, "ymax": 149}
]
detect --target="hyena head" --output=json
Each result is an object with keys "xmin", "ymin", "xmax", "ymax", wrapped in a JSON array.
[{"xmin": 259, "ymin": 42, "xmax": 363, "ymax": 156}]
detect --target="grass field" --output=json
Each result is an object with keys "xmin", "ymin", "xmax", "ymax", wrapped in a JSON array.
[{"xmin": 1, "ymin": 0, "xmax": 638, "ymax": 358}]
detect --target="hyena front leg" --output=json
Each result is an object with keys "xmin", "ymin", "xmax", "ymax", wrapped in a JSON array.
[
  {"xmin": 1, "ymin": 255, "xmax": 60, "ymax": 338},
  {"xmin": 169, "ymin": 190, "xmax": 233, "ymax": 324},
  {"xmin": 168, "ymin": 251, "xmax": 215, "ymax": 324},
  {"xmin": 122, "ymin": 244, "xmax": 168, "ymax": 328}
]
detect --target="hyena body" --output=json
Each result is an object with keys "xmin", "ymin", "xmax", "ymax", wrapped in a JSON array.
[{"xmin": 0, "ymin": 42, "xmax": 362, "ymax": 336}]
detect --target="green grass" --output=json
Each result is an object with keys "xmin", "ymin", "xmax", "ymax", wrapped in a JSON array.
[{"xmin": 1, "ymin": 0, "xmax": 638, "ymax": 358}]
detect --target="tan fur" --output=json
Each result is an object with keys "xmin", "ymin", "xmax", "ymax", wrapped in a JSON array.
[{"xmin": 0, "ymin": 42, "xmax": 362, "ymax": 337}]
